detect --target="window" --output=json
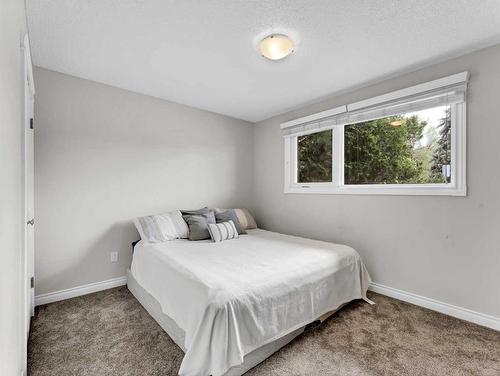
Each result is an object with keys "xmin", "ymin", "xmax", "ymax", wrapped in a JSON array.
[
  {"xmin": 283, "ymin": 73, "xmax": 467, "ymax": 195},
  {"xmin": 344, "ymin": 106, "xmax": 451, "ymax": 185}
]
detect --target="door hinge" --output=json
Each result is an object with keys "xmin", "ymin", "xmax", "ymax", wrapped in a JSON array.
[
  {"xmin": 30, "ymin": 276, "xmax": 34, "ymax": 288},
  {"xmin": 30, "ymin": 118, "xmax": 34, "ymax": 129}
]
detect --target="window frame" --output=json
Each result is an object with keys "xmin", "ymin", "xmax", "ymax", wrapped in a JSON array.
[{"xmin": 284, "ymin": 101, "xmax": 466, "ymax": 196}]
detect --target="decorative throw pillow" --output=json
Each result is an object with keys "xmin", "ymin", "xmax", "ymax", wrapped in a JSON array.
[
  {"xmin": 214, "ymin": 209, "xmax": 246, "ymax": 235},
  {"xmin": 213, "ymin": 208, "xmax": 257, "ymax": 230},
  {"xmin": 237, "ymin": 209, "xmax": 257, "ymax": 229},
  {"xmin": 134, "ymin": 210, "xmax": 189, "ymax": 243},
  {"xmin": 181, "ymin": 207, "xmax": 211, "ymax": 216},
  {"xmin": 207, "ymin": 221, "xmax": 239, "ymax": 243},
  {"xmin": 182, "ymin": 211, "xmax": 216, "ymax": 241}
]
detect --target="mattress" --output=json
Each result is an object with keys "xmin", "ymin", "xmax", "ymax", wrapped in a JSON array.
[
  {"xmin": 127, "ymin": 269, "xmax": 327, "ymax": 376},
  {"xmin": 131, "ymin": 229, "xmax": 372, "ymax": 376}
]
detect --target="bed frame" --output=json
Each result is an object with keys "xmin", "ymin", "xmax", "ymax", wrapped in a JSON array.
[{"xmin": 127, "ymin": 241, "xmax": 347, "ymax": 376}]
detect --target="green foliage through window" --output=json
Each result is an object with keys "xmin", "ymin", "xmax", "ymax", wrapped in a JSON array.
[
  {"xmin": 430, "ymin": 108, "xmax": 452, "ymax": 183},
  {"xmin": 344, "ymin": 107, "xmax": 451, "ymax": 184},
  {"xmin": 296, "ymin": 106, "xmax": 452, "ymax": 185},
  {"xmin": 297, "ymin": 129, "xmax": 332, "ymax": 183}
]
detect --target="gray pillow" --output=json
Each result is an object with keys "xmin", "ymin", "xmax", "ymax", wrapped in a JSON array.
[
  {"xmin": 181, "ymin": 207, "xmax": 210, "ymax": 216},
  {"xmin": 215, "ymin": 209, "xmax": 246, "ymax": 235},
  {"xmin": 182, "ymin": 211, "xmax": 216, "ymax": 241}
]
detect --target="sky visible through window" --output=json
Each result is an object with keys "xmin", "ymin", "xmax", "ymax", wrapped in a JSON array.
[{"xmin": 410, "ymin": 106, "xmax": 448, "ymax": 148}]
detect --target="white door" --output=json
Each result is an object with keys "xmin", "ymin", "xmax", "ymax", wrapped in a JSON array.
[
  {"xmin": 25, "ymin": 82, "xmax": 35, "ymax": 317},
  {"xmin": 23, "ymin": 34, "xmax": 35, "ymax": 350}
]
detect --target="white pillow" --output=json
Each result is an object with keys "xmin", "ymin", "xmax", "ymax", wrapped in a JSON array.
[
  {"xmin": 207, "ymin": 220, "xmax": 239, "ymax": 243},
  {"xmin": 134, "ymin": 210, "xmax": 189, "ymax": 243}
]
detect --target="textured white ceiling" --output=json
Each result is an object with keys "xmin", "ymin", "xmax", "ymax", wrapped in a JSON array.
[{"xmin": 27, "ymin": 0, "xmax": 500, "ymax": 122}]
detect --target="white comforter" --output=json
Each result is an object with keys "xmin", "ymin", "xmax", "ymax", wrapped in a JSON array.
[{"xmin": 131, "ymin": 229, "xmax": 371, "ymax": 376}]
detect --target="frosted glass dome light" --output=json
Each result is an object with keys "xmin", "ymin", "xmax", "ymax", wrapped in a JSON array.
[{"xmin": 259, "ymin": 34, "xmax": 294, "ymax": 60}]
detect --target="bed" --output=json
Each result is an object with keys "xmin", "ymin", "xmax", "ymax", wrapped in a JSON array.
[{"xmin": 128, "ymin": 229, "xmax": 372, "ymax": 376}]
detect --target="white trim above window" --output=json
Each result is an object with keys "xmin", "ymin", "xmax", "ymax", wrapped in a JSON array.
[{"xmin": 283, "ymin": 72, "xmax": 468, "ymax": 196}]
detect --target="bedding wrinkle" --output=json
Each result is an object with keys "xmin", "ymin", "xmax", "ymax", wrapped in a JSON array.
[{"xmin": 131, "ymin": 229, "xmax": 371, "ymax": 376}]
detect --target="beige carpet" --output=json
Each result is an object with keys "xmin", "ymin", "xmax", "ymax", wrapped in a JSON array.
[{"xmin": 28, "ymin": 287, "xmax": 500, "ymax": 376}]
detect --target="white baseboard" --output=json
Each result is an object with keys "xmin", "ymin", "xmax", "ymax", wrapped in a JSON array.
[
  {"xmin": 369, "ymin": 282, "xmax": 499, "ymax": 331},
  {"xmin": 35, "ymin": 276, "xmax": 127, "ymax": 306},
  {"xmin": 34, "ymin": 276, "xmax": 498, "ymax": 331}
]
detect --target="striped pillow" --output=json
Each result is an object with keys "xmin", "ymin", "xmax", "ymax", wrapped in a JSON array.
[
  {"xmin": 133, "ymin": 210, "xmax": 189, "ymax": 243},
  {"xmin": 207, "ymin": 220, "xmax": 239, "ymax": 243}
]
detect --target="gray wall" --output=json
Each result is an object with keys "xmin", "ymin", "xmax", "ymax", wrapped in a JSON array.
[
  {"xmin": 35, "ymin": 44, "xmax": 500, "ymax": 319},
  {"xmin": 253, "ymin": 44, "xmax": 500, "ymax": 318},
  {"xmin": 0, "ymin": 0, "xmax": 28, "ymax": 374},
  {"xmin": 34, "ymin": 68, "xmax": 253, "ymax": 295}
]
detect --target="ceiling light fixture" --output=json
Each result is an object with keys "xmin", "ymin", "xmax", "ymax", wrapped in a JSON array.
[{"xmin": 259, "ymin": 34, "xmax": 294, "ymax": 61}]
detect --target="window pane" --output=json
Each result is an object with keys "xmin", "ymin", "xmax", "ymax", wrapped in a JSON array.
[
  {"xmin": 297, "ymin": 129, "xmax": 332, "ymax": 183},
  {"xmin": 344, "ymin": 106, "xmax": 451, "ymax": 185}
]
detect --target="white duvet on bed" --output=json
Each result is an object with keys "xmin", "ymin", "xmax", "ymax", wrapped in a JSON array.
[{"xmin": 131, "ymin": 229, "xmax": 371, "ymax": 376}]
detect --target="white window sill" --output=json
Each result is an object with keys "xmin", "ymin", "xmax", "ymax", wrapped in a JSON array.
[{"xmin": 284, "ymin": 184, "xmax": 466, "ymax": 196}]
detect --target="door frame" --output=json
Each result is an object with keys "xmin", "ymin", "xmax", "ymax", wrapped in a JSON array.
[{"xmin": 22, "ymin": 32, "xmax": 35, "ymax": 372}]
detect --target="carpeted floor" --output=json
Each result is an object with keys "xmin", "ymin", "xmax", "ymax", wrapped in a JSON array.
[{"xmin": 28, "ymin": 287, "xmax": 500, "ymax": 376}]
